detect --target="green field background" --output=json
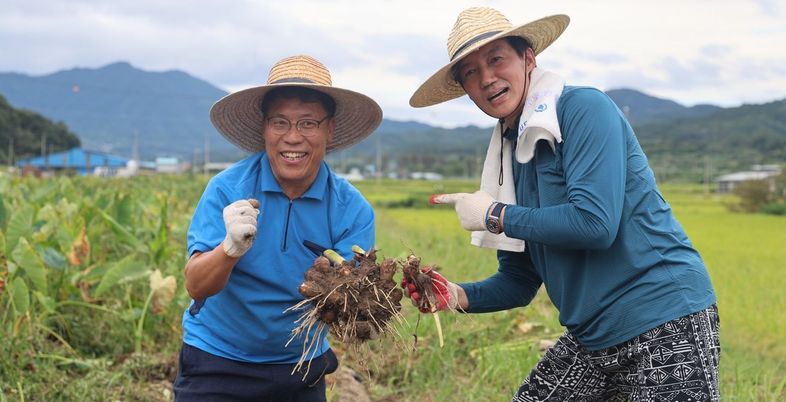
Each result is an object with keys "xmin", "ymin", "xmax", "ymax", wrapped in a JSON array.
[
  {"xmin": 354, "ymin": 180, "xmax": 786, "ymax": 401},
  {"xmin": 0, "ymin": 175, "xmax": 784, "ymax": 401}
]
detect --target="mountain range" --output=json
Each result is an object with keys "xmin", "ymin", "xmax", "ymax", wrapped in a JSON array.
[
  {"xmin": 1, "ymin": 62, "xmax": 784, "ymax": 180},
  {"xmin": 0, "ymin": 62, "xmax": 231, "ymax": 160}
]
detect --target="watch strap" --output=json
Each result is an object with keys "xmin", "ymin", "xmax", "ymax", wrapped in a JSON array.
[
  {"xmin": 486, "ymin": 202, "xmax": 506, "ymax": 234},
  {"xmin": 489, "ymin": 202, "xmax": 505, "ymax": 219}
]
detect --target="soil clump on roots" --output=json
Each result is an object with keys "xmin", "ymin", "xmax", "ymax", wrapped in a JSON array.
[
  {"xmin": 400, "ymin": 254, "xmax": 442, "ymax": 313},
  {"xmin": 287, "ymin": 247, "xmax": 403, "ymax": 370}
]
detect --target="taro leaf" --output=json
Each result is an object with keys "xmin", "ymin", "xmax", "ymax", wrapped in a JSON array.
[
  {"xmin": 29, "ymin": 180, "xmax": 59, "ymax": 203},
  {"xmin": 0, "ymin": 232, "xmax": 6, "ymax": 292},
  {"xmin": 12, "ymin": 238, "xmax": 48, "ymax": 293},
  {"xmin": 96, "ymin": 208, "xmax": 143, "ymax": 250},
  {"xmin": 56, "ymin": 177, "xmax": 78, "ymax": 201},
  {"xmin": 0, "ymin": 194, "xmax": 7, "ymax": 230},
  {"xmin": 34, "ymin": 291, "xmax": 56, "ymax": 315},
  {"xmin": 54, "ymin": 224, "xmax": 75, "ymax": 255},
  {"xmin": 0, "ymin": 232, "xmax": 6, "ymax": 261},
  {"xmin": 7, "ymin": 261, "xmax": 17, "ymax": 275},
  {"xmin": 114, "ymin": 194, "xmax": 134, "ymax": 227},
  {"xmin": 40, "ymin": 247, "xmax": 67, "ymax": 270},
  {"xmin": 74, "ymin": 262, "xmax": 110, "ymax": 286},
  {"xmin": 33, "ymin": 204, "xmax": 59, "ymax": 243},
  {"xmin": 94, "ymin": 254, "xmax": 150, "ymax": 297},
  {"xmin": 5, "ymin": 204, "xmax": 34, "ymax": 254},
  {"xmin": 9, "ymin": 276, "xmax": 30, "ymax": 314},
  {"xmin": 151, "ymin": 198, "xmax": 169, "ymax": 264}
]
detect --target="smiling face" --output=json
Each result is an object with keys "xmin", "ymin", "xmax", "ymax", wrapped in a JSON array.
[
  {"xmin": 263, "ymin": 96, "xmax": 335, "ymax": 199},
  {"xmin": 455, "ymin": 38, "xmax": 536, "ymax": 127}
]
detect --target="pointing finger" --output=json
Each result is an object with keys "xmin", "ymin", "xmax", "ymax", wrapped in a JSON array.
[{"xmin": 430, "ymin": 193, "xmax": 469, "ymax": 205}]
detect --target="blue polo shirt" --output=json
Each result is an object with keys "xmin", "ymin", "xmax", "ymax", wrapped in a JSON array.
[
  {"xmin": 461, "ymin": 86, "xmax": 716, "ymax": 351},
  {"xmin": 182, "ymin": 152, "xmax": 375, "ymax": 363}
]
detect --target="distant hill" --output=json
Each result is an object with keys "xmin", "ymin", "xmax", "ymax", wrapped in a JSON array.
[
  {"xmin": 0, "ymin": 62, "xmax": 783, "ymax": 181},
  {"xmin": 634, "ymin": 98, "xmax": 786, "ymax": 177},
  {"xmin": 606, "ymin": 88, "xmax": 722, "ymax": 126},
  {"xmin": 0, "ymin": 62, "xmax": 235, "ymax": 160},
  {"xmin": 338, "ymin": 91, "xmax": 785, "ymax": 180},
  {"xmin": 0, "ymin": 94, "xmax": 80, "ymax": 162}
]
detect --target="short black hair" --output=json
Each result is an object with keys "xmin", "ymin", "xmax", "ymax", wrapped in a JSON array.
[
  {"xmin": 260, "ymin": 86, "xmax": 337, "ymax": 117},
  {"xmin": 505, "ymin": 36, "xmax": 532, "ymax": 57},
  {"xmin": 450, "ymin": 36, "xmax": 533, "ymax": 85}
]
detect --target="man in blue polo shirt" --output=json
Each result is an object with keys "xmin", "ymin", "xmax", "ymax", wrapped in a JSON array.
[
  {"xmin": 404, "ymin": 7, "xmax": 720, "ymax": 402},
  {"xmin": 173, "ymin": 55, "xmax": 382, "ymax": 401}
]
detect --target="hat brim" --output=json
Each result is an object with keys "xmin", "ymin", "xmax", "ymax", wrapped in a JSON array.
[
  {"xmin": 211, "ymin": 83, "xmax": 383, "ymax": 153},
  {"xmin": 410, "ymin": 14, "xmax": 569, "ymax": 108}
]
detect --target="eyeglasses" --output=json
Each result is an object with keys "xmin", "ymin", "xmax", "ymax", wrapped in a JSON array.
[{"xmin": 265, "ymin": 116, "xmax": 331, "ymax": 136}]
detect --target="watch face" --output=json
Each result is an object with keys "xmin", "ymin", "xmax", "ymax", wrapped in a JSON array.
[{"xmin": 486, "ymin": 217, "xmax": 501, "ymax": 234}]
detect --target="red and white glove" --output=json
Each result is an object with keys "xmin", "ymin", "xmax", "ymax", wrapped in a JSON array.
[
  {"xmin": 222, "ymin": 199, "xmax": 260, "ymax": 258},
  {"xmin": 401, "ymin": 267, "xmax": 460, "ymax": 313},
  {"xmin": 430, "ymin": 191, "xmax": 494, "ymax": 232}
]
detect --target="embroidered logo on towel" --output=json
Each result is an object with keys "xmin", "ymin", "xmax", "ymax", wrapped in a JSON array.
[{"xmin": 535, "ymin": 103, "xmax": 547, "ymax": 112}]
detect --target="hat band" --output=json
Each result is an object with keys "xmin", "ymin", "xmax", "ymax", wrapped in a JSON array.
[
  {"xmin": 450, "ymin": 30, "xmax": 502, "ymax": 61},
  {"xmin": 271, "ymin": 77, "xmax": 317, "ymax": 84}
]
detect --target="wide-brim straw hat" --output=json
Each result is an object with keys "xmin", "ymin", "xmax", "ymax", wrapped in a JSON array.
[
  {"xmin": 410, "ymin": 7, "xmax": 569, "ymax": 108},
  {"xmin": 211, "ymin": 55, "xmax": 383, "ymax": 153}
]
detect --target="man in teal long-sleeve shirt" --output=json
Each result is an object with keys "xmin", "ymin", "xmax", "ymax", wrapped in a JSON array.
[{"xmin": 404, "ymin": 7, "xmax": 720, "ymax": 402}]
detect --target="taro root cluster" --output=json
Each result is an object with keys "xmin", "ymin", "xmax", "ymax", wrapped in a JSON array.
[
  {"xmin": 401, "ymin": 254, "xmax": 441, "ymax": 313},
  {"xmin": 289, "ymin": 248, "xmax": 403, "ymax": 352}
]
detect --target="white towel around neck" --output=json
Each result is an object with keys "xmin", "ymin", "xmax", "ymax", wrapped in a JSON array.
[{"xmin": 471, "ymin": 68, "xmax": 565, "ymax": 252}]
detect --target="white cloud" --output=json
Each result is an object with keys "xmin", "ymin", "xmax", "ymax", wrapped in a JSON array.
[{"xmin": 1, "ymin": 0, "xmax": 785, "ymax": 127}]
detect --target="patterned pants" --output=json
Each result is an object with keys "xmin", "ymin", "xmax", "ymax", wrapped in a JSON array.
[{"xmin": 513, "ymin": 304, "xmax": 720, "ymax": 402}]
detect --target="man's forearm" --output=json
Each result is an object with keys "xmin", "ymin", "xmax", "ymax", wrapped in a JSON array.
[{"xmin": 184, "ymin": 244, "xmax": 238, "ymax": 300}]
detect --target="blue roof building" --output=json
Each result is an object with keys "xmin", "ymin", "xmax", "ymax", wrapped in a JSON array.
[{"xmin": 16, "ymin": 148, "xmax": 130, "ymax": 175}]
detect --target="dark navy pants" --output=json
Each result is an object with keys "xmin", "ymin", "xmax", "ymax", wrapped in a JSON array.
[{"xmin": 173, "ymin": 343, "xmax": 338, "ymax": 402}]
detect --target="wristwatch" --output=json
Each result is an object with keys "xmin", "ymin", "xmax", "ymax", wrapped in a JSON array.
[{"xmin": 485, "ymin": 202, "xmax": 506, "ymax": 234}]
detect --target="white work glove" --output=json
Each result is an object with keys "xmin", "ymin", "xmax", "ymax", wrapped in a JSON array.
[
  {"xmin": 222, "ymin": 199, "xmax": 260, "ymax": 258},
  {"xmin": 430, "ymin": 191, "xmax": 494, "ymax": 232}
]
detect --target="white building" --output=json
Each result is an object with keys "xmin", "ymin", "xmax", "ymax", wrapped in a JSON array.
[
  {"xmin": 155, "ymin": 157, "xmax": 189, "ymax": 174},
  {"xmin": 410, "ymin": 171, "xmax": 444, "ymax": 181},
  {"xmin": 337, "ymin": 167, "xmax": 364, "ymax": 181},
  {"xmin": 716, "ymin": 165, "xmax": 781, "ymax": 194}
]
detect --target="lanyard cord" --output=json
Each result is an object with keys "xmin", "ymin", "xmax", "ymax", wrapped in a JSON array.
[{"xmin": 498, "ymin": 119, "xmax": 505, "ymax": 186}]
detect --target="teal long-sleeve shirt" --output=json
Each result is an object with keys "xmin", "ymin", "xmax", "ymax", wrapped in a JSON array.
[{"xmin": 461, "ymin": 86, "xmax": 716, "ymax": 351}]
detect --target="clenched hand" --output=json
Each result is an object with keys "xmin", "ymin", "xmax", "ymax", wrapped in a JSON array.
[{"xmin": 222, "ymin": 199, "xmax": 260, "ymax": 258}]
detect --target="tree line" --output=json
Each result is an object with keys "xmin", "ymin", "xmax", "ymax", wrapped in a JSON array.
[{"xmin": 0, "ymin": 94, "xmax": 81, "ymax": 164}]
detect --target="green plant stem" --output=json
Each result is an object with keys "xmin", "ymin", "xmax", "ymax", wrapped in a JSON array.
[
  {"xmin": 134, "ymin": 288, "xmax": 155, "ymax": 353},
  {"xmin": 1, "ymin": 295, "xmax": 11, "ymax": 327},
  {"xmin": 16, "ymin": 381, "xmax": 24, "ymax": 402},
  {"xmin": 58, "ymin": 300, "xmax": 120, "ymax": 315},
  {"xmin": 33, "ymin": 323, "xmax": 75, "ymax": 354}
]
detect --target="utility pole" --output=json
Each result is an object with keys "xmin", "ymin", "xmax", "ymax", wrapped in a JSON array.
[
  {"xmin": 42, "ymin": 134, "xmax": 48, "ymax": 170},
  {"xmin": 132, "ymin": 130, "xmax": 140, "ymax": 163},
  {"xmin": 203, "ymin": 133, "xmax": 210, "ymax": 175},
  {"xmin": 703, "ymin": 156, "xmax": 712, "ymax": 196},
  {"xmin": 375, "ymin": 133, "xmax": 382, "ymax": 185},
  {"xmin": 193, "ymin": 147, "xmax": 199, "ymax": 174}
]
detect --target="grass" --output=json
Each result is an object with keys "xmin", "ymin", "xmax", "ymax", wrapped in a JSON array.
[
  {"xmin": 662, "ymin": 184, "xmax": 786, "ymax": 401},
  {"xmin": 346, "ymin": 180, "xmax": 786, "ymax": 401},
  {"xmin": 1, "ymin": 176, "xmax": 783, "ymax": 401}
]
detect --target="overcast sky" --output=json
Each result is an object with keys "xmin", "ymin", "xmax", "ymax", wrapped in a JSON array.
[{"xmin": 2, "ymin": 0, "xmax": 785, "ymax": 128}]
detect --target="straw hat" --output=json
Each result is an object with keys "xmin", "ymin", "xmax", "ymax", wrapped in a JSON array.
[
  {"xmin": 410, "ymin": 7, "xmax": 569, "ymax": 107},
  {"xmin": 211, "ymin": 55, "xmax": 383, "ymax": 153}
]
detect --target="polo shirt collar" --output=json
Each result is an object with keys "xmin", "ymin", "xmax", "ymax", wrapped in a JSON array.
[{"xmin": 259, "ymin": 154, "xmax": 328, "ymax": 200}]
